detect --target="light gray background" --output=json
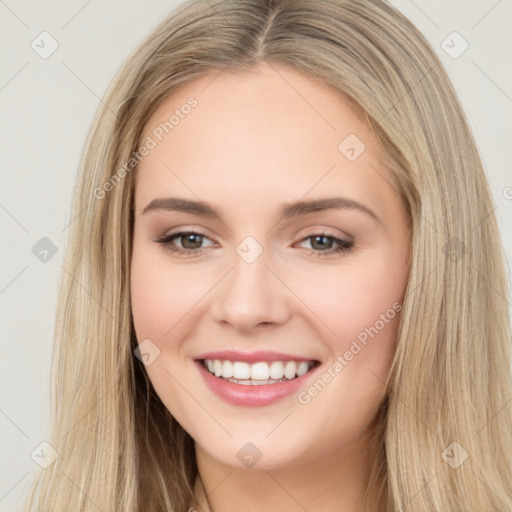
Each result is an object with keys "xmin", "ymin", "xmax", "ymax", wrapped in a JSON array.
[{"xmin": 1, "ymin": 1, "xmax": 511, "ymax": 510}]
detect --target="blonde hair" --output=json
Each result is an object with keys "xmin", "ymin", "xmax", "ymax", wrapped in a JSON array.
[{"xmin": 24, "ymin": 0, "xmax": 512, "ymax": 510}]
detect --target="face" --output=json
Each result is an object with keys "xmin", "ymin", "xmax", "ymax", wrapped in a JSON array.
[{"xmin": 130, "ymin": 61, "xmax": 410, "ymax": 471}]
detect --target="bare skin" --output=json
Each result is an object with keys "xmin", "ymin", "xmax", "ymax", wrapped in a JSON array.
[{"xmin": 131, "ymin": 61, "xmax": 410, "ymax": 511}]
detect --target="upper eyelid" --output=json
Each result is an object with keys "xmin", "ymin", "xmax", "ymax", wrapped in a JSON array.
[
  {"xmin": 160, "ymin": 222, "xmax": 352, "ymax": 239},
  {"xmin": 161, "ymin": 228, "xmax": 217, "ymax": 244}
]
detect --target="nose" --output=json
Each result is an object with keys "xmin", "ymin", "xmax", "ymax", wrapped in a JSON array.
[{"xmin": 211, "ymin": 249, "xmax": 292, "ymax": 332}]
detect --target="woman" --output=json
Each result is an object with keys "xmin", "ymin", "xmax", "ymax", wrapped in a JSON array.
[{"xmin": 24, "ymin": 0, "xmax": 512, "ymax": 511}]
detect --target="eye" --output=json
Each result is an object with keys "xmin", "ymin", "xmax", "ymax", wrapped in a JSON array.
[
  {"xmin": 153, "ymin": 230, "xmax": 215, "ymax": 256},
  {"xmin": 153, "ymin": 230, "xmax": 354, "ymax": 258},
  {"xmin": 295, "ymin": 232, "xmax": 354, "ymax": 257}
]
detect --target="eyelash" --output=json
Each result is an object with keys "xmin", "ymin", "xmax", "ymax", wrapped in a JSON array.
[{"xmin": 153, "ymin": 230, "xmax": 354, "ymax": 258}]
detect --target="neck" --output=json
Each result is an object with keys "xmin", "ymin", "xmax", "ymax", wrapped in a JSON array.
[{"xmin": 189, "ymin": 433, "xmax": 385, "ymax": 512}]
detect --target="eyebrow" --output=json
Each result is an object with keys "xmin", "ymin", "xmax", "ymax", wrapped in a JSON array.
[{"xmin": 141, "ymin": 196, "xmax": 382, "ymax": 225}]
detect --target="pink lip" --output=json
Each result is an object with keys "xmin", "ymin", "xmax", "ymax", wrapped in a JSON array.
[
  {"xmin": 194, "ymin": 350, "xmax": 319, "ymax": 364},
  {"xmin": 194, "ymin": 359, "xmax": 320, "ymax": 407}
]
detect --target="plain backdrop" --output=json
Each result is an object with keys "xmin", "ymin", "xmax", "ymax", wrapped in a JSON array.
[{"xmin": 1, "ymin": 1, "xmax": 511, "ymax": 510}]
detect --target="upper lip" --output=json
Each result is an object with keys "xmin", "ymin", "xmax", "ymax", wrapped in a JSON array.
[{"xmin": 194, "ymin": 350, "xmax": 320, "ymax": 364}]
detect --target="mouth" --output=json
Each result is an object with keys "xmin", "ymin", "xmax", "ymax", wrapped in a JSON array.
[
  {"xmin": 199, "ymin": 358, "xmax": 320, "ymax": 385},
  {"xmin": 194, "ymin": 350, "xmax": 321, "ymax": 407},
  {"xmin": 193, "ymin": 350, "xmax": 322, "ymax": 406}
]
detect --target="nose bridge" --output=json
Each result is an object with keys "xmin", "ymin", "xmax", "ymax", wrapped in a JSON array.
[{"xmin": 211, "ymin": 236, "xmax": 290, "ymax": 329}]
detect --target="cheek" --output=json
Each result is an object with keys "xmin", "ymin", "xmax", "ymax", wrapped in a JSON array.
[
  {"xmin": 290, "ymin": 251, "xmax": 406, "ymax": 348},
  {"xmin": 130, "ymin": 248, "xmax": 203, "ymax": 410},
  {"xmin": 130, "ymin": 247, "xmax": 203, "ymax": 340},
  {"xmin": 299, "ymin": 252, "xmax": 404, "ymax": 411},
  {"xmin": 131, "ymin": 258, "xmax": 169, "ymax": 340},
  {"xmin": 288, "ymin": 249, "xmax": 404, "ymax": 421}
]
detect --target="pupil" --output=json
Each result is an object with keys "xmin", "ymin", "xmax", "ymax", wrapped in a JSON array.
[
  {"xmin": 312, "ymin": 235, "xmax": 332, "ymax": 250},
  {"xmin": 183, "ymin": 234, "xmax": 202, "ymax": 249}
]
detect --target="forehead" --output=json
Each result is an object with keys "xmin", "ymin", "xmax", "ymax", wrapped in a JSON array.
[{"xmin": 135, "ymin": 62, "xmax": 394, "ymax": 217}]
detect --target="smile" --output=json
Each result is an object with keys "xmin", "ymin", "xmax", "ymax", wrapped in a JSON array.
[
  {"xmin": 195, "ymin": 353, "xmax": 321, "ymax": 407},
  {"xmin": 202, "ymin": 359, "xmax": 317, "ymax": 384}
]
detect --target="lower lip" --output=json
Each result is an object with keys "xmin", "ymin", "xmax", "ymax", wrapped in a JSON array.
[{"xmin": 195, "ymin": 360, "xmax": 319, "ymax": 407}]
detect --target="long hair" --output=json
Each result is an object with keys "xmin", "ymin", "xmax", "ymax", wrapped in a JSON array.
[{"xmin": 24, "ymin": 0, "xmax": 512, "ymax": 510}]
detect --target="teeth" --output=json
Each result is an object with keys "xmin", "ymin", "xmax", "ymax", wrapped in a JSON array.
[
  {"xmin": 233, "ymin": 361, "xmax": 251, "ymax": 379},
  {"xmin": 213, "ymin": 360, "xmax": 223, "ymax": 377},
  {"xmin": 222, "ymin": 360, "xmax": 233, "ymax": 378},
  {"xmin": 203, "ymin": 359, "xmax": 316, "ymax": 381},
  {"xmin": 284, "ymin": 361, "xmax": 296, "ymax": 379},
  {"xmin": 251, "ymin": 362, "xmax": 270, "ymax": 380},
  {"xmin": 296, "ymin": 361, "xmax": 309, "ymax": 377},
  {"xmin": 269, "ymin": 361, "xmax": 285, "ymax": 379}
]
